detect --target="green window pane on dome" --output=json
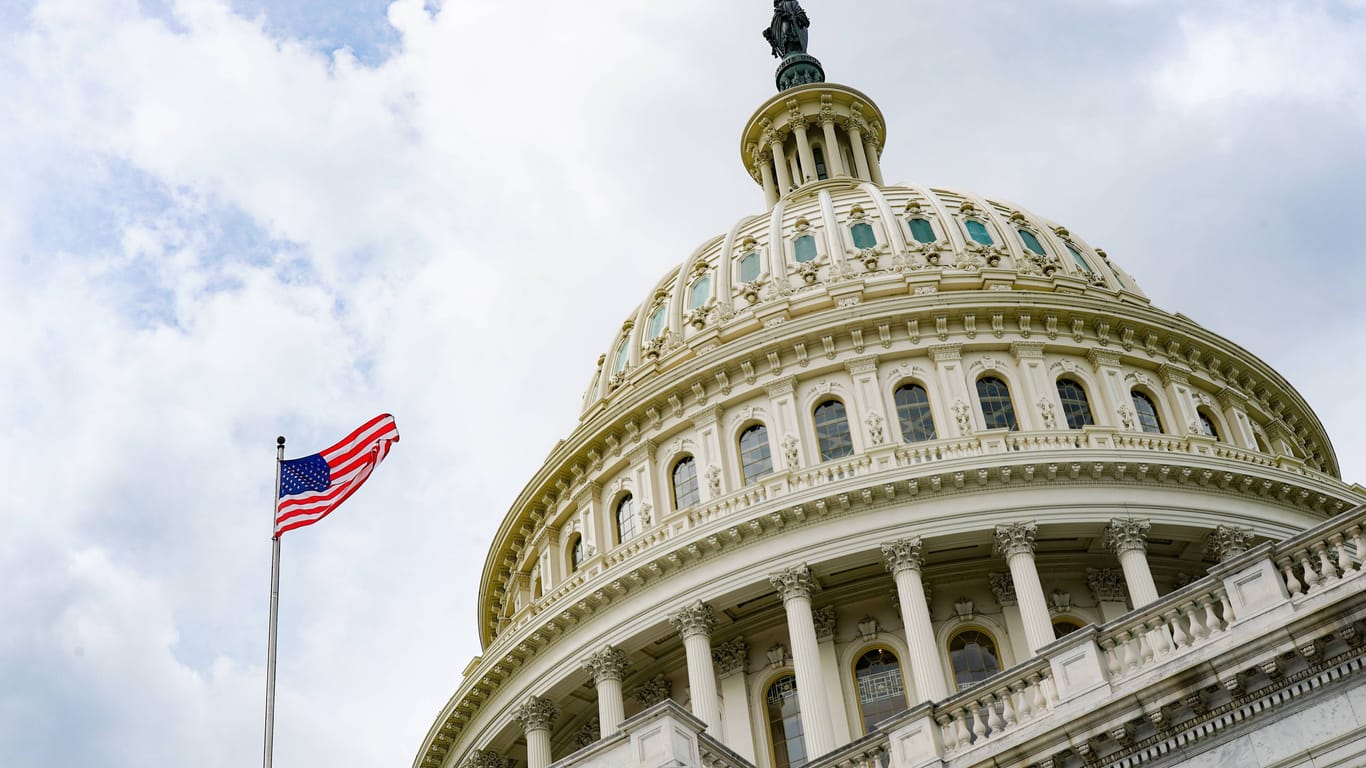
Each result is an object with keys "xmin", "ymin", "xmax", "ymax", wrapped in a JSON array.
[
  {"xmin": 612, "ymin": 339, "xmax": 630, "ymax": 373},
  {"xmin": 646, "ymin": 305, "xmax": 667, "ymax": 340},
  {"xmin": 689, "ymin": 274, "xmax": 711, "ymax": 309},
  {"xmin": 1018, "ymin": 229, "xmax": 1046, "ymax": 255},
  {"xmin": 965, "ymin": 219, "xmax": 993, "ymax": 246},
  {"xmin": 851, "ymin": 222, "xmax": 876, "ymax": 249},
  {"xmin": 739, "ymin": 252, "xmax": 761, "ymax": 283},
  {"xmin": 794, "ymin": 235, "xmax": 817, "ymax": 263},
  {"xmin": 907, "ymin": 218, "xmax": 936, "ymax": 244},
  {"xmin": 1066, "ymin": 244, "xmax": 1092, "ymax": 273}
]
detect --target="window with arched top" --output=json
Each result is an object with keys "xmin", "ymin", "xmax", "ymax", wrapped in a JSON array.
[
  {"xmin": 1018, "ymin": 229, "xmax": 1047, "ymax": 256},
  {"xmin": 615, "ymin": 494, "xmax": 637, "ymax": 544},
  {"xmin": 569, "ymin": 534, "xmax": 583, "ymax": 572},
  {"xmin": 964, "ymin": 219, "xmax": 994, "ymax": 246},
  {"xmin": 976, "ymin": 377, "xmax": 1018, "ymax": 431},
  {"xmin": 1131, "ymin": 391, "xmax": 1163, "ymax": 433},
  {"xmin": 1197, "ymin": 408, "xmax": 1220, "ymax": 440},
  {"xmin": 1052, "ymin": 619, "xmax": 1084, "ymax": 639},
  {"xmin": 739, "ymin": 251, "xmax": 761, "ymax": 283},
  {"xmin": 672, "ymin": 455, "xmax": 700, "ymax": 510},
  {"xmin": 813, "ymin": 400, "xmax": 854, "ymax": 461},
  {"xmin": 1056, "ymin": 379, "xmax": 1095, "ymax": 429},
  {"xmin": 766, "ymin": 675, "xmax": 806, "ymax": 768},
  {"xmin": 851, "ymin": 222, "xmax": 877, "ymax": 250},
  {"xmin": 1065, "ymin": 243, "xmax": 1092, "ymax": 273},
  {"xmin": 688, "ymin": 274, "xmax": 711, "ymax": 310},
  {"xmin": 794, "ymin": 235, "xmax": 818, "ymax": 263},
  {"xmin": 646, "ymin": 304, "xmax": 667, "ymax": 340},
  {"xmin": 612, "ymin": 338, "xmax": 630, "ymax": 374},
  {"xmin": 739, "ymin": 424, "xmax": 774, "ymax": 486},
  {"xmin": 853, "ymin": 648, "xmax": 908, "ymax": 734},
  {"xmin": 907, "ymin": 218, "xmax": 936, "ymax": 244},
  {"xmin": 948, "ymin": 629, "xmax": 1001, "ymax": 691},
  {"xmin": 813, "ymin": 146, "xmax": 829, "ymax": 180},
  {"xmin": 894, "ymin": 383, "xmax": 937, "ymax": 443}
]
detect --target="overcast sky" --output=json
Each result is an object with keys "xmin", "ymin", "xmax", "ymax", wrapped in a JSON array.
[{"xmin": 2, "ymin": 1, "xmax": 1364, "ymax": 766}]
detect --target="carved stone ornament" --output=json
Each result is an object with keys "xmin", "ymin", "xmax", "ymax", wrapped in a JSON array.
[
  {"xmin": 582, "ymin": 645, "xmax": 631, "ymax": 685},
  {"xmin": 1118, "ymin": 403, "xmax": 1137, "ymax": 431},
  {"xmin": 989, "ymin": 573, "xmax": 1017, "ymax": 607},
  {"xmin": 769, "ymin": 564, "xmax": 817, "ymax": 602},
  {"xmin": 813, "ymin": 606, "xmax": 837, "ymax": 640},
  {"xmin": 994, "ymin": 522, "xmax": 1038, "ymax": 558},
  {"xmin": 881, "ymin": 537, "xmax": 925, "ymax": 575},
  {"xmin": 953, "ymin": 399, "xmax": 974, "ymax": 436},
  {"xmin": 1038, "ymin": 398, "xmax": 1057, "ymax": 430},
  {"xmin": 574, "ymin": 717, "xmax": 601, "ymax": 748},
  {"xmin": 866, "ymin": 411, "xmax": 886, "ymax": 445},
  {"xmin": 632, "ymin": 674, "xmax": 673, "ymax": 706},
  {"xmin": 712, "ymin": 637, "xmax": 750, "ymax": 676},
  {"xmin": 669, "ymin": 600, "xmax": 716, "ymax": 640},
  {"xmin": 1087, "ymin": 567, "xmax": 1128, "ymax": 603},
  {"xmin": 857, "ymin": 616, "xmax": 880, "ymax": 639},
  {"xmin": 463, "ymin": 750, "xmax": 510, "ymax": 768},
  {"xmin": 706, "ymin": 464, "xmax": 722, "ymax": 497},
  {"xmin": 782, "ymin": 433, "xmax": 800, "ymax": 470},
  {"xmin": 1049, "ymin": 589, "xmax": 1072, "ymax": 613},
  {"xmin": 1205, "ymin": 525, "xmax": 1255, "ymax": 563},
  {"xmin": 514, "ymin": 696, "xmax": 559, "ymax": 733},
  {"xmin": 1104, "ymin": 518, "xmax": 1152, "ymax": 554},
  {"xmin": 953, "ymin": 597, "xmax": 975, "ymax": 620},
  {"xmin": 766, "ymin": 643, "xmax": 789, "ymax": 667}
]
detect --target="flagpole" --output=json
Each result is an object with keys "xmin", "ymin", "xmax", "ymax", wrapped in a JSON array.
[{"xmin": 263, "ymin": 435, "xmax": 285, "ymax": 768}]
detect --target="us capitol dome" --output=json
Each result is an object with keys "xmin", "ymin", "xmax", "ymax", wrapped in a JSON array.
[{"xmin": 417, "ymin": 5, "xmax": 1366, "ymax": 768}]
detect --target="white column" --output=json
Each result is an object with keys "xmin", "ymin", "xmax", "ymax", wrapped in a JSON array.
[
  {"xmin": 713, "ymin": 637, "xmax": 756, "ymax": 762},
  {"xmin": 819, "ymin": 111, "xmax": 846, "ymax": 177},
  {"xmin": 758, "ymin": 157, "xmax": 779, "ymax": 207},
  {"xmin": 770, "ymin": 136, "xmax": 793, "ymax": 192},
  {"xmin": 514, "ymin": 696, "xmax": 558, "ymax": 768},
  {"xmin": 792, "ymin": 121, "xmax": 817, "ymax": 184},
  {"xmin": 994, "ymin": 523, "xmax": 1054, "ymax": 653},
  {"xmin": 846, "ymin": 123, "xmax": 871, "ymax": 181},
  {"xmin": 1105, "ymin": 518, "xmax": 1160, "ymax": 607},
  {"xmin": 863, "ymin": 133, "xmax": 884, "ymax": 185},
  {"xmin": 882, "ymin": 538, "xmax": 950, "ymax": 702},
  {"xmin": 670, "ymin": 601, "xmax": 721, "ymax": 734},
  {"xmin": 1159, "ymin": 364, "xmax": 1199, "ymax": 435},
  {"xmin": 583, "ymin": 645, "xmax": 631, "ymax": 735},
  {"xmin": 770, "ymin": 565, "xmax": 836, "ymax": 759},
  {"xmin": 813, "ymin": 606, "xmax": 852, "ymax": 744},
  {"xmin": 989, "ymin": 573, "xmax": 1032, "ymax": 665}
]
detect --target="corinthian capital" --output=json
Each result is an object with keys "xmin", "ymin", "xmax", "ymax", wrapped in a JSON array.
[
  {"xmin": 582, "ymin": 645, "xmax": 631, "ymax": 685},
  {"xmin": 669, "ymin": 600, "xmax": 716, "ymax": 640},
  {"xmin": 881, "ymin": 537, "xmax": 925, "ymax": 575},
  {"xmin": 1205, "ymin": 525, "xmax": 1255, "ymax": 562},
  {"xmin": 514, "ymin": 696, "xmax": 559, "ymax": 733},
  {"xmin": 994, "ymin": 522, "xmax": 1038, "ymax": 558},
  {"xmin": 769, "ymin": 564, "xmax": 817, "ymax": 602},
  {"xmin": 711, "ymin": 637, "xmax": 750, "ymax": 677},
  {"xmin": 463, "ymin": 751, "xmax": 509, "ymax": 768},
  {"xmin": 1104, "ymin": 518, "xmax": 1152, "ymax": 554}
]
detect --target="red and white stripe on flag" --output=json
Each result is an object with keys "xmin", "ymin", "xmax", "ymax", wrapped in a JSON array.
[{"xmin": 275, "ymin": 414, "xmax": 400, "ymax": 536}]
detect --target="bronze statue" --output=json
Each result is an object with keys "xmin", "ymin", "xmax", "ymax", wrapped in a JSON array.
[{"xmin": 764, "ymin": 0, "xmax": 810, "ymax": 59}]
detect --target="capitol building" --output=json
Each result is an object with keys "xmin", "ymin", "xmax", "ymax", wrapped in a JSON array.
[{"xmin": 415, "ymin": 5, "xmax": 1366, "ymax": 768}]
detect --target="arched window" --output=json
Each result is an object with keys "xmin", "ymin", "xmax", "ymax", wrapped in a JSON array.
[
  {"xmin": 1018, "ymin": 229, "xmax": 1047, "ymax": 255},
  {"xmin": 894, "ymin": 383, "xmax": 937, "ymax": 443},
  {"xmin": 851, "ymin": 222, "xmax": 876, "ymax": 250},
  {"xmin": 766, "ymin": 675, "xmax": 806, "ymax": 768},
  {"xmin": 1056, "ymin": 379, "xmax": 1094, "ymax": 429},
  {"xmin": 672, "ymin": 456, "xmax": 700, "ymax": 509},
  {"xmin": 1197, "ymin": 408, "xmax": 1220, "ymax": 439},
  {"xmin": 794, "ymin": 235, "xmax": 818, "ymax": 263},
  {"xmin": 976, "ymin": 377, "xmax": 1018, "ymax": 431},
  {"xmin": 739, "ymin": 251, "xmax": 761, "ymax": 283},
  {"xmin": 1052, "ymin": 619, "xmax": 1083, "ymax": 639},
  {"xmin": 813, "ymin": 400, "xmax": 854, "ymax": 461},
  {"xmin": 1066, "ymin": 243, "xmax": 1092, "ymax": 273},
  {"xmin": 813, "ymin": 146, "xmax": 829, "ymax": 180},
  {"xmin": 569, "ymin": 535, "xmax": 584, "ymax": 572},
  {"xmin": 688, "ymin": 274, "xmax": 711, "ymax": 310},
  {"xmin": 907, "ymin": 218, "xmax": 936, "ymax": 244},
  {"xmin": 964, "ymin": 219, "xmax": 993, "ymax": 246},
  {"xmin": 646, "ymin": 304, "xmax": 667, "ymax": 340},
  {"xmin": 739, "ymin": 425, "xmax": 774, "ymax": 486},
  {"xmin": 612, "ymin": 338, "xmax": 630, "ymax": 374},
  {"xmin": 1131, "ymin": 391, "xmax": 1163, "ymax": 433},
  {"xmin": 948, "ymin": 629, "xmax": 1001, "ymax": 691},
  {"xmin": 615, "ymin": 494, "xmax": 637, "ymax": 543},
  {"xmin": 853, "ymin": 648, "xmax": 908, "ymax": 734}
]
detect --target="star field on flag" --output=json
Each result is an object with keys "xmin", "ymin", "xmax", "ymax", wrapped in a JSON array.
[{"xmin": 274, "ymin": 414, "xmax": 400, "ymax": 536}]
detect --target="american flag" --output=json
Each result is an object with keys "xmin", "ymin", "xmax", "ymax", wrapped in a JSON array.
[{"xmin": 275, "ymin": 414, "xmax": 400, "ymax": 536}]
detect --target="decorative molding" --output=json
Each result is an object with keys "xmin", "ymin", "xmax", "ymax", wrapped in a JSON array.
[
  {"xmin": 1205, "ymin": 525, "xmax": 1255, "ymax": 562},
  {"xmin": 866, "ymin": 411, "xmax": 886, "ymax": 445},
  {"xmin": 573, "ymin": 717, "xmax": 601, "ymax": 748},
  {"xmin": 669, "ymin": 601, "xmax": 716, "ymax": 640},
  {"xmin": 1087, "ymin": 567, "xmax": 1128, "ymax": 603},
  {"xmin": 770, "ymin": 564, "xmax": 817, "ymax": 602},
  {"xmin": 462, "ymin": 750, "xmax": 510, "ymax": 768},
  {"xmin": 1104, "ymin": 517, "xmax": 1151, "ymax": 554},
  {"xmin": 813, "ymin": 605, "xmax": 837, "ymax": 641},
  {"xmin": 989, "ymin": 572, "xmax": 1017, "ymax": 607},
  {"xmin": 514, "ymin": 696, "xmax": 559, "ymax": 733},
  {"xmin": 712, "ymin": 637, "xmax": 750, "ymax": 677},
  {"xmin": 632, "ymin": 674, "xmax": 673, "ymax": 706},
  {"xmin": 994, "ymin": 522, "xmax": 1038, "ymax": 558},
  {"xmin": 582, "ymin": 645, "xmax": 631, "ymax": 685},
  {"xmin": 881, "ymin": 537, "xmax": 925, "ymax": 575}
]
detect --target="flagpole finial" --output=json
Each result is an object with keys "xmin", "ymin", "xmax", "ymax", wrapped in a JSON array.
[{"xmin": 277, "ymin": 436, "xmax": 286, "ymax": 447}]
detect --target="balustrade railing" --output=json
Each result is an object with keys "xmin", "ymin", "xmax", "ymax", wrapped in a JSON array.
[
  {"xmin": 1272, "ymin": 513, "xmax": 1364, "ymax": 599},
  {"xmin": 932, "ymin": 658, "xmax": 1056, "ymax": 756},
  {"xmin": 1094, "ymin": 575, "xmax": 1234, "ymax": 681}
]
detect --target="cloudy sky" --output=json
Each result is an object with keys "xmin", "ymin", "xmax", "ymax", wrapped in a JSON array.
[{"xmin": 2, "ymin": 0, "xmax": 1364, "ymax": 766}]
